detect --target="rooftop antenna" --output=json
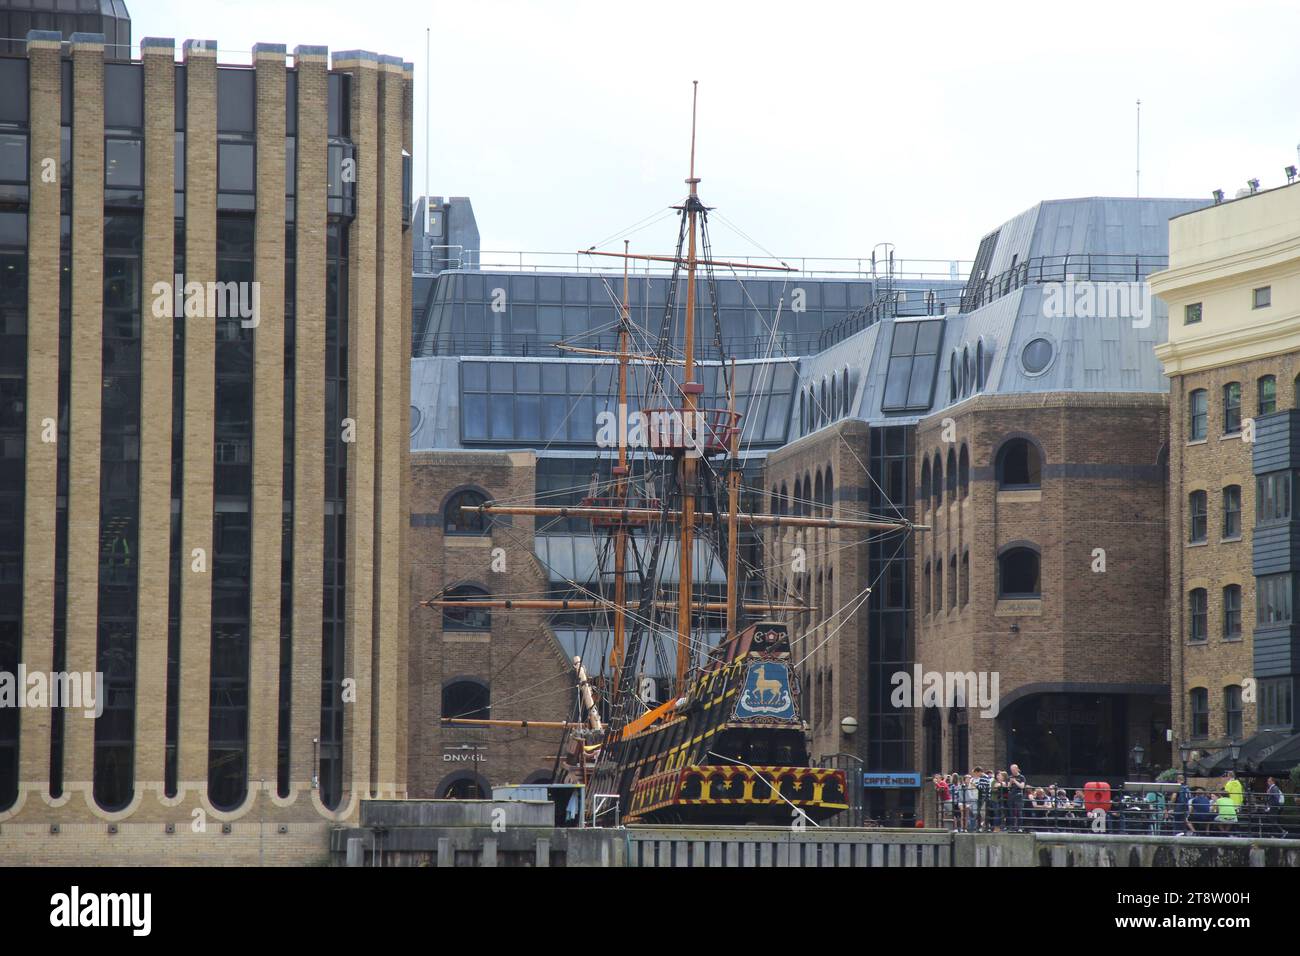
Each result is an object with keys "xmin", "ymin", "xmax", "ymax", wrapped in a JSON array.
[{"xmin": 1135, "ymin": 98, "xmax": 1141, "ymax": 198}]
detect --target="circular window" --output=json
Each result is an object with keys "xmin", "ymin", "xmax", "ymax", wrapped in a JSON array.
[{"xmin": 1021, "ymin": 337, "xmax": 1054, "ymax": 375}]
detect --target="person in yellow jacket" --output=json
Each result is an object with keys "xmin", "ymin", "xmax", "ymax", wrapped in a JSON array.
[
  {"xmin": 1214, "ymin": 791, "xmax": 1239, "ymax": 833},
  {"xmin": 1224, "ymin": 770, "xmax": 1245, "ymax": 807}
]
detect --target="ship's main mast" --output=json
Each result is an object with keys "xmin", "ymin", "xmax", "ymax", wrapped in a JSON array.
[{"xmin": 676, "ymin": 80, "xmax": 702, "ymax": 697}]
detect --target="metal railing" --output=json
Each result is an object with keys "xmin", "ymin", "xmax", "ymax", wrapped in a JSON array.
[
  {"xmin": 412, "ymin": 331, "xmax": 827, "ymax": 360},
  {"xmin": 817, "ymin": 252, "xmax": 1171, "ymax": 352},
  {"xmin": 936, "ymin": 781, "xmax": 1297, "ymax": 838},
  {"xmin": 413, "ymin": 247, "xmax": 971, "ymax": 280}
]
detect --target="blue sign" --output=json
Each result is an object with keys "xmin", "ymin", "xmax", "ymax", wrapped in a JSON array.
[
  {"xmin": 863, "ymin": 772, "xmax": 921, "ymax": 789},
  {"xmin": 733, "ymin": 661, "xmax": 798, "ymax": 721}
]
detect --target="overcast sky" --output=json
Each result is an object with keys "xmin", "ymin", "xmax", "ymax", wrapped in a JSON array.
[{"xmin": 129, "ymin": 0, "xmax": 1300, "ymax": 267}]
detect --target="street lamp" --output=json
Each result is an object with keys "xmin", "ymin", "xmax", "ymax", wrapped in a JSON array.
[
  {"xmin": 1131, "ymin": 742, "xmax": 1145, "ymax": 775},
  {"xmin": 1179, "ymin": 741, "xmax": 1192, "ymax": 782},
  {"xmin": 1229, "ymin": 742, "xmax": 1242, "ymax": 775}
]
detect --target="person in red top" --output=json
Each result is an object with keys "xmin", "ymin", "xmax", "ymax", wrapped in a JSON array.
[{"xmin": 933, "ymin": 773, "xmax": 952, "ymax": 828}]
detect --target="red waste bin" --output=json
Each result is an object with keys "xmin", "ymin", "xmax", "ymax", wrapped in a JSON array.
[{"xmin": 1083, "ymin": 781, "xmax": 1112, "ymax": 813}]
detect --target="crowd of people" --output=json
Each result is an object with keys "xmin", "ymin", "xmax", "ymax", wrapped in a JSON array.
[{"xmin": 932, "ymin": 767, "xmax": 1291, "ymax": 836}]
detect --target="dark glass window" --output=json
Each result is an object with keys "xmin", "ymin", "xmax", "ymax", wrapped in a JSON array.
[
  {"xmin": 218, "ymin": 142, "xmax": 255, "ymax": 193},
  {"xmin": 1188, "ymin": 490, "xmax": 1207, "ymax": 543},
  {"xmin": 934, "ymin": 558, "xmax": 943, "ymax": 611},
  {"xmin": 1020, "ymin": 337, "xmax": 1053, "ymax": 374},
  {"xmin": 93, "ymin": 213, "xmax": 143, "ymax": 812},
  {"xmin": 1258, "ymin": 375, "xmax": 1277, "ymax": 416},
  {"xmin": 1223, "ymin": 382, "xmax": 1241, "ymax": 434},
  {"xmin": 881, "ymin": 320, "xmax": 943, "ymax": 412},
  {"xmin": 442, "ymin": 680, "xmax": 490, "ymax": 722},
  {"xmin": 442, "ymin": 585, "xmax": 491, "ymax": 631},
  {"xmin": 103, "ymin": 63, "xmax": 143, "ymax": 130},
  {"xmin": 1184, "ymin": 302, "xmax": 1202, "ymax": 325},
  {"xmin": 444, "ymin": 489, "xmax": 488, "ymax": 535},
  {"xmin": 1257, "ymin": 471, "xmax": 1292, "ymax": 524},
  {"xmin": 958, "ymin": 444, "xmax": 969, "ymax": 498},
  {"xmin": 216, "ymin": 68, "xmax": 255, "ymax": 133},
  {"xmin": 1259, "ymin": 678, "xmax": 1294, "ymax": 730},
  {"xmin": 1223, "ymin": 584, "xmax": 1241, "ymax": 640},
  {"xmin": 1253, "ymin": 286, "xmax": 1271, "ymax": 309},
  {"xmin": 997, "ymin": 547, "xmax": 1040, "ymax": 599},
  {"xmin": 960, "ymin": 550, "xmax": 970, "ymax": 607},
  {"xmin": 1224, "ymin": 685, "xmax": 1243, "ymax": 739},
  {"xmin": 1188, "ymin": 588, "xmax": 1207, "ymax": 642},
  {"xmin": 1258, "ymin": 573, "xmax": 1293, "ymax": 626},
  {"xmin": 1189, "ymin": 688, "xmax": 1209, "ymax": 739},
  {"xmin": 1222, "ymin": 485, "xmax": 1241, "ymax": 539},
  {"xmin": 0, "ymin": 133, "xmax": 25, "ymax": 184},
  {"xmin": 996, "ymin": 438, "xmax": 1041, "ymax": 489},
  {"xmin": 1188, "ymin": 389, "xmax": 1207, "ymax": 441},
  {"xmin": 104, "ymin": 137, "xmax": 142, "ymax": 189}
]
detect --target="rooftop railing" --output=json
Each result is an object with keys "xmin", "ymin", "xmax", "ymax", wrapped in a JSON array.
[
  {"xmin": 414, "ymin": 246, "xmax": 971, "ymax": 281},
  {"xmin": 817, "ymin": 252, "xmax": 1171, "ymax": 352},
  {"xmin": 412, "ymin": 331, "xmax": 827, "ymax": 361}
]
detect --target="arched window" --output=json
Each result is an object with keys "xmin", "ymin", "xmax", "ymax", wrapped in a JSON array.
[
  {"xmin": 819, "ymin": 379, "xmax": 828, "ymax": 426},
  {"xmin": 962, "ymin": 346, "xmax": 972, "ymax": 397},
  {"xmin": 976, "ymin": 339, "xmax": 985, "ymax": 390},
  {"xmin": 958, "ymin": 444, "xmax": 970, "ymax": 499},
  {"xmin": 947, "ymin": 553, "xmax": 957, "ymax": 608},
  {"xmin": 824, "ymin": 465, "xmax": 833, "ymax": 515},
  {"xmin": 1222, "ymin": 485, "xmax": 1241, "ymax": 539},
  {"xmin": 444, "ymin": 488, "xmax": 489, "ymax": 535},
  {"xmin": 794, "ymin": 476, "xmax": 803, "ymax": 517},
  {"xmin": 933, "ymin": 452, "xmax": 943, "ymax": 507},
  {"xmin": 1223, "ymin": 382, "xmax": 1242, "ymax": 434},
  {"xmin": 442, "ymin": 584, "xmax": 491, "ymax": 631},
  {"xmin": 440, "ymin": 773, "xmax": 489, "ymax": 800},
  {"xmin": 1189, "ymin": 687, "xmax": 1209, "ymax": 738},
  {"xmin": 1188, "ymin": 588, "xmax": 1208, "ymax": 642},
  {"xmin": 780, "ymin": 482, "xmax": 789, "ymax": 516},
  {"xmin": 1188, "ymin": 490, "xmax": 1207, "ymax": 543},
  {"xmin": 830, "ymin": 376, "xmax": 838, "ymax": 422},
  {"xmin": 1223, "ymin": 584, "xmax": 1242, "ymax": 640},
  {"xmin": 1224, "ymin": 685, "xmax": 1243, "ymax": 739},
  {"xmin": 799, "ymin": 390, "xmax": 806, "ymax": 435},
  {"xmin": 1259, "ymin": 375, "xmax": 1277, "ymax": 416},
  {"xmin": 1188, "ymin": 388, "xmax": 1208, "ymax": 441},
  {"xmin": 803, "ymin": 471, "xmax": 812, "ymax": 517},
  {"xmin": 934, "ymin": 559, "xmax": 943, "ymax": 612},
  {"xmin": 770, "ymin": 486, "xmax": 778, "ymax": 516},
  {"xmin": 949, "ymin": 351, "xmax": 959, "ymax": 403},
  {"xmin": 997, "ymin": 546, "xmax": 1040, "ymax": 598},
  {"xmin": 841, "ymin": 368, "xmax": 851, "ymax": 416},
  {"xmin": 946, "ymin": 447, "xmax": 957, "ymax": 499},
  {"xmin": 920, "ymin": 458, "xmax": 931, "ymax": 509},
  {"xmin": 814, "ymin": 471, "xmax": 824, "ymax": 517},
  {"xmin": 995, "ymin": 438, "xmax": 1041, "ymax": 489},
  {"xmin": 442, "ymin": 678, "xmax": 490, "ymax": 721}
]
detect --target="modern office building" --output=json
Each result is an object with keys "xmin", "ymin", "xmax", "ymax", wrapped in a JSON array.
[
  {"xmin": 1152, "ymin": 181, "xmax": 1300, "ymax": 776},
  {"xmin": 0, "ymin": 14, "xmax": 413, "ymax": 864}
]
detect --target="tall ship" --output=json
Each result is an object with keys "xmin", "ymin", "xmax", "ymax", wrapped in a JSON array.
[{"xmin": 425, "ymin": 85, "xmax": 921, "ymax": 825}]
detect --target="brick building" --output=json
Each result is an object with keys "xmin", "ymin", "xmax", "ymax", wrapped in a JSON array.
[
  {"xmin": 1152, "ymin": 180, "xmax": 1300, "ymax": 775},
  {"xmin": 0, "ymin": 18, "xmax": 413, "ymax": 863}
]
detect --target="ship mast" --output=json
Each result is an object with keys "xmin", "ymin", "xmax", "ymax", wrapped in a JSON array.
[
  {"xmin": 676, "ymin": 80, "xmax": 702, "ymax": 696},
  {"xmin": 610, "ymin": 242, "xmax": 631, "ymax": 695}
]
